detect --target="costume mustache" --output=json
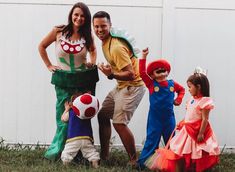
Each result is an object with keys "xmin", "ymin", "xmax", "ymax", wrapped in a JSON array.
[{"xmin": 156, "ymin": 71, "xmax": 168, "ymax": 77}]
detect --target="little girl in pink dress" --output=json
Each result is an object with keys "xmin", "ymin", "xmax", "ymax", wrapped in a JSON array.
[
  {"xmin": 169, "ymin": 68, "xmax": 220, "ymax": 171},
  {"xmin": 146, "ymin": 68, "xmax": 220, "ymax": 172}
]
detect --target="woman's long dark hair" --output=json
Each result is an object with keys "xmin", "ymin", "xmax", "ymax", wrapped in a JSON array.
[{"xmin": 61, "ymin": 2, "xmax": 93, "ymax": 50}]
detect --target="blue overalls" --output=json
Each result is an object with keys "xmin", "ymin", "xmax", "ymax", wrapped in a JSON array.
[{"xmin": 138, "ymin": 80, "xmax": 176, "ymax": 167}]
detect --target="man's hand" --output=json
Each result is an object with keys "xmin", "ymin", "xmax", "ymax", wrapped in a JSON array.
[
  {"xmin": 98, "ymin": 62, "xmax": 112, "ymax": 76},
  {"xmin": 98, "ymin": 62, "xmax": 135, "ymax": 81}
]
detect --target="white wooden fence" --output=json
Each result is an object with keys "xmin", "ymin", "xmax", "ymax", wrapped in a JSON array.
[{"xmin": 0, "ymin": 0, "xmax": 234, "ymax": 149}]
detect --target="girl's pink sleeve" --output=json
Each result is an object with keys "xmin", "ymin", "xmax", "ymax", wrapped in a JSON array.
[{"xmin": 198, "ymin": 97, "xmax": 214, "ymax": 110}]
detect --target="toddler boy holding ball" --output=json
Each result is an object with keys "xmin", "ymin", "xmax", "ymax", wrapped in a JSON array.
[{"xmin": 60, "ymin": 93, "xmax": 100, "ymax": 168}]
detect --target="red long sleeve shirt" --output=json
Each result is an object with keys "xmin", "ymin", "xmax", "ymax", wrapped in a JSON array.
[{"xmin": 139, "ymin": 59, "xmax": 185, "ymax": 104}]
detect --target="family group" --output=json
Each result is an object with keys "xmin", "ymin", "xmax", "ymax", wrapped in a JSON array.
[{"xmin": 38, "ymin": 2, "xmax": 220, "ymax": 171}]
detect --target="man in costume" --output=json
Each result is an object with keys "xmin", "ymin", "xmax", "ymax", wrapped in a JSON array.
[{"xmin": 93, "ymin": 11, "xmax": 145, "ymax": 165}]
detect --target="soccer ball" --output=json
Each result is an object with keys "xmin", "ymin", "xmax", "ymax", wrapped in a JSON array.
[{"xmin": 72, "ymin": 93, "xmax": 99, "ymax": 119}]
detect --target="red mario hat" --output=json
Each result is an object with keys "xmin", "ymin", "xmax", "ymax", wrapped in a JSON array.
[{"xmin": 147, "ymin": 59, "xmax": 171, "ymax": 76}]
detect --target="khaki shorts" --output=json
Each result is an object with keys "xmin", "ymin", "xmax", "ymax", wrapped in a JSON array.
[{"xmin": 99, "ymin": 85, "xmax": 145, "ymax": 125}]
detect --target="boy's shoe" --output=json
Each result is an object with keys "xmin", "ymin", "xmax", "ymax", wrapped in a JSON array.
[
  {"xmin": 62, "ymin": 161, "xmax": 70, "ymax": 166},
  {"xmin": 127, "ymin": 160, "xmax": 141, "ymax": 170},
  {"xmin": 134, "ymin": 162, "xmax": 146, "ymax": 171}
]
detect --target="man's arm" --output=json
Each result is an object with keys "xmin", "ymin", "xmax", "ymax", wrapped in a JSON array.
[
  {"xmin": 112, "ymin": 64, "xmax": 135, "ymax": 81},
  {"xmin": 98, "ymin": 63, "xmax": 135, "ymax": 81}
]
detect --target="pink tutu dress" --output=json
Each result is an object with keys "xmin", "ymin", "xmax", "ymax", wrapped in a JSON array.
[{"xmin": 170, "ymin": 96, "xmax": 220, "ymax": 171}]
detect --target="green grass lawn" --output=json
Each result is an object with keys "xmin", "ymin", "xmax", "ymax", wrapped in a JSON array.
[{"xmin": 0, "ymin": 144, "xmax": 234, "ymax": 172}]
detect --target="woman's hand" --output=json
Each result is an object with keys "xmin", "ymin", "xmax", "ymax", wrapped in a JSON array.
[
  {"xmin": 85, "ymin": 62, "xmax": 95, "ymax": 68},
  {"xmin": 47, "ymin": 64, "xmax": 61, "ymax": 73}
]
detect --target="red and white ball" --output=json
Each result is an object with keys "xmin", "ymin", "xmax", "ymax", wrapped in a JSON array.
[{"xmin": 72, "ymin": 93, "xmax": 99, "ymax": 119}]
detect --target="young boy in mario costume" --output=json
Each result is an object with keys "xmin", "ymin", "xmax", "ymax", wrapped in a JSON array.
[{"xmin": 137, "ymin": 48, "xmax": 185, "ymax": 169}]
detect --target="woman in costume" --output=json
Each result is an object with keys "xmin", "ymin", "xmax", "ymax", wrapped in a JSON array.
[{"xmin": 38, "ymin": 2, "xmax": 98, "ymax": 161}]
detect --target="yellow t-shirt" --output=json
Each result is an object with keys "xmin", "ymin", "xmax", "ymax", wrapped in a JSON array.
[{"xmin": 102, "ymin": 36, "xmax": 144, "ymax": 89}]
